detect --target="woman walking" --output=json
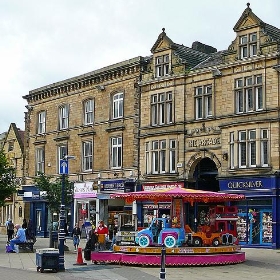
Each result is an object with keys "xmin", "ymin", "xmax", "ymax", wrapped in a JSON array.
[{"xmin": 72, "ymin": 223, "xmax": 81, "ymax": 251}]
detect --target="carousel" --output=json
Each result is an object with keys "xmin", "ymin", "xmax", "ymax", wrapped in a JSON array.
[{"xmin": 91, "ymin": 186, "xmax": 246, "ymax": 266}]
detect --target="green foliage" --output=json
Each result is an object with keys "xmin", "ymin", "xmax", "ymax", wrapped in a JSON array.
[
  {"xmin": 33, "ymin": 172, "xmax": 74, "ymax": 214},
  {"xmin": 0, "ymin": 150, "xmax": 18, "ymax": 207}
]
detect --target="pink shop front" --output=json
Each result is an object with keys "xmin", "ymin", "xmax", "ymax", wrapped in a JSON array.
[{"xmin": 73, "ymin": 182, "xmax": 97, "ymax": 229}]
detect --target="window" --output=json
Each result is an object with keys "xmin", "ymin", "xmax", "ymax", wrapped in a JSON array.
[
  {"xmin": 248, "ymin": 130, "xmax": 256, "ymax": 167},
  {"xmin": 8, "ymin": 141, "xmax": 14, "ymax": 152},
  {"xmin": 58, "ymin": 145, "xmax": 67, "ymax": 172},
  {"xmin": 111, "ymin": 137, "xmax": 122, "ymax": 168},
  {"xmin": 155, "ymin": 55, "xmax": 169, "ymax": 77},
  {"xmin": 146, "ymin": 139, "xmax": 177, "ymax": 174},
  {"xmin": 84, "ymin": 99, "xmax": 94, "ymax": 125},
  {"xmin": 37, "ymin": 111, "xmax": 46, "ymax": 134},
  {"xmin": 235, "ymin": 75, "xmax": 263, "ymax": 113},
  {"xmin": 59, "ymin": 105, "xmax": 69, "ymax": 130},
  {"xmin": 36, "ymin": 147, "xmax": 45, "ymax": 174},
  {"xmin": 261, "ymin": 129, "xmax": 268, "ymax": 167},
  {"xmin": 239, "ymin": 33, "xmax": 257, "ymax": 59},
  {"xmin": 151, "ymin": 92, "xmax": 173, "ymax": 125},
  {"xmin": 230, "ymin": 132, "xmax": 234, "ymax": 169},
  {"xmin": 169, "ymin": 139, "xmax": 176, "ymax": 173},
  {"xmin": 112, "ymin": 93, "xmax": 123, "ymax": 119},
  {"xmin": 82, "ymin": 141, "xmax": 93, "ymax": 171},
  {"xmin": 231, "ymin": 129, "xmax": 269, "ymax": 169},
  {"xmin": 195, "ymin": 85, "xmax": 212, "ymax": 119}
]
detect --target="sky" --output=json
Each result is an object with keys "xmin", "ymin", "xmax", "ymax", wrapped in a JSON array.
[{"xmin": 0, "ymin": 0, "xmax": 279, "ymax": 133}]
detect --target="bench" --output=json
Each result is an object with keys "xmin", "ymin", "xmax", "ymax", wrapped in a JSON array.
[{"xmin": 18, "ymin": 241, "xmax": 35, "ymax": 253}]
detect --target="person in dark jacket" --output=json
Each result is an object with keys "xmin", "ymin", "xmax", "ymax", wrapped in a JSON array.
[
  {"xmin": 72, "ymin": 223, "xmax": 81, "ymax": 251},
  {"xmin": 22, "ymin": 219, "xmax": 27, "ymax": 230}
]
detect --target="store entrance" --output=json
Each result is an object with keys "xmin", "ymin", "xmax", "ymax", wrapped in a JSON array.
[{"xmin": 187, "ymin": 157, "xmax": 219, "ymax": 231}]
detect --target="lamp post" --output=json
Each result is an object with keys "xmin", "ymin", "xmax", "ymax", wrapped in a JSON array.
[{"xmin": 58, "ymin": 155, "xmax": 74, "ymax": 271}]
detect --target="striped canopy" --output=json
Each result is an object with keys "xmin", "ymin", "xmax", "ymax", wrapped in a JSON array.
[{"xmin": 110, "ymin": 186, "xmax": 245, "ymax": 204}]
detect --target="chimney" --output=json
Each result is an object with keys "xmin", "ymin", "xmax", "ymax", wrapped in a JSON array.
[{"xmin": 192, "ymin": 41, "xmax": 217, "ymax": 54}]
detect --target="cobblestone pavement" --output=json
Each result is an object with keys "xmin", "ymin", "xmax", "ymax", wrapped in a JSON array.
[{"xmin": 1, "ymin": 234, "xmax": 280, "ymax": 279}]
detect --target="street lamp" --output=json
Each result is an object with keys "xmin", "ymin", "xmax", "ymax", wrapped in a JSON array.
[{"xmin": 58, "ymin": 155, "xmax": 75, "ymax": 271}]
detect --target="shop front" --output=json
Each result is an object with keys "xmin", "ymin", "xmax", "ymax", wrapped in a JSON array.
[
  {"xmin": 219, "ymin": 176, "xmax": 280, "ymax": 249},
  {"xmin": 21, "ymin": 185, "xmax": 49, "ymax": 237},
  {"xmin": 73, "ymin": 182, "xmax": 97, "ymax": 230},
  {"xmin": 98, "ymin": 179, "xmax": 135, "ymax": 239}
]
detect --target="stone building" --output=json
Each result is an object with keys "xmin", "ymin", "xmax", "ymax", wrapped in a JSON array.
[
  {"xmin": 0, "ymin": 123, "xmax": 25, "ymax": 234},
  {"xmin": 22, "ymin": 3, "xmax": 280, "ymax": 246},
  {"xmin": 138, "ymin": 3, "xmax": 280, "ymax": 247},
  {"xmin": 23, "ymin": 57, "xmax": 146, "ymax": 236}
]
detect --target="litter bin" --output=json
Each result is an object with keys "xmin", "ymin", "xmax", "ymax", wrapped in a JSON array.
[
  {"xmin": 36, "ymin": 248, "xmax": 59, "ymax": 273},
  {"xmin": 49, "ymin": 231, "xmax": 59, "ymax": 248}
]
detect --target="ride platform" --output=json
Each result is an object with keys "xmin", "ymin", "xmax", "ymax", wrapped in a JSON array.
[{"xmin": 90, "ymin": 245, "xmax": 245, "ymax": 266}]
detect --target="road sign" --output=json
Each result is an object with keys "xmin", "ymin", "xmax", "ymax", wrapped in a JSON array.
[{"xmin": 59, "ymin": 160, "xmax": 68, "ymax": 174}]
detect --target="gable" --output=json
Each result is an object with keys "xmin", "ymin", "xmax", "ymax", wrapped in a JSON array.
[
  {"xmin": 151, "ymin": 28, "xmax": 174, "ymax": 53},
  {"xmin": 234, "ymin": 3, "xmax": 264, "ymax": 32}
]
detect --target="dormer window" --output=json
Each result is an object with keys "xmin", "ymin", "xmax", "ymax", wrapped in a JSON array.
[
  {"xmin": 239, "ymin": 32, "xmax": 257, "ymax": 59},
  {"xmin": 155, "ymin": 55, "xmax": 169, "ymax": 77}
]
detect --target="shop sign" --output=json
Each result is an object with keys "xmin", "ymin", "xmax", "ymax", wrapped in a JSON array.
[
  {"xmin": 220, "ymin": 177, "xmax": 274, "ymax": 191},
  {"xmin": 143, "ymin": 203, "xmax": 171, "ymax": 209},
  {"xmin": 188, "ymin": 137, "xmax": 221, "ymax": 148},
  {"xmin": 74, "ymin": 182, "xmax": 97, "ymax": 198},
  {"xmin": 142, "ymin": 182, "xmax": 184, "ymax": 191},
  {"xmin": 100, "ymin": 180, "xmax": 125, "ymax": 193}
]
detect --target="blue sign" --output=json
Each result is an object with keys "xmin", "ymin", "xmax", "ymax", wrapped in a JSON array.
[{"xmin": 59, "ymin": 160, "xmax": 68, "ymax": 174}]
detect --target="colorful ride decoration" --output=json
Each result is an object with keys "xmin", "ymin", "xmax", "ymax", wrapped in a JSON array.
[{"xmin": 92, "ymin": 187, "xmax": 246, "ymax": 266}]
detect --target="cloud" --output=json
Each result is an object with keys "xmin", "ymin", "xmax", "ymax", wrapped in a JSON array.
[{"xmin": 0, "ymin": 0, "xmax": 279, "ymax": 132}]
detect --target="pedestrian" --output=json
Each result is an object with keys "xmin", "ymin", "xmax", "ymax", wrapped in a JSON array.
[
  {"xmin": 72, "ymin": 223, "xmax": 81, "ymax": 251},
  {"xmin": 26, "ymin": 219, "xmax": 35, "ymax": 242},
  {"xmin": 9, "ymin": 224, "xmax": 26, "ymax": 252},
  {"xmin": 95, "ymin": 220, "xmax": 109, "ymax": 251},
  {"xmin": 22, "ymin": 218, "xmax": 27, "ymax": 229},
  {"xmin": 6, "ymin": 219, "xmax": 14, "ymax": 242}
]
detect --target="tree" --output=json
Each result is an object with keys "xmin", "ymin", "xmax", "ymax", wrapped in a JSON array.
[
  {"xmin": 33, "ymin": 172, "xmax": 74, "ymax": 215},
  {"xmin": 0, "ymin": 149, "xmax": 18, "ymax": 206}
]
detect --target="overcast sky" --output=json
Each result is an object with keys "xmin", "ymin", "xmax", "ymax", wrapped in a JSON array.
[{"xmin": 0, "ymin": 0, "xmax": 279, "ymax": 133}]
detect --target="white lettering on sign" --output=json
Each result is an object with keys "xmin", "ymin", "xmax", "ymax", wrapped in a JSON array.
[
  {"xmin": 227, "ymin": 181, "xmax": 263, "ymax": 189},
  {"xmin": 143, "ymin": 182, "xmax": 184, "ymax": 191},
  {"xmin": 188, "ymin": 137, "xmax": 221, "ymax": 147}
]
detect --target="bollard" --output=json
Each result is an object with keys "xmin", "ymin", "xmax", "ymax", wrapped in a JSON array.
[{"xmin": 159, "ymin": 244, "xmax": 166, "ymax": 280}]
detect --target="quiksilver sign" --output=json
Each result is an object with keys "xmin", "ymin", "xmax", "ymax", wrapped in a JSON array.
[{"xmin": 228, "ymin": 181, "xmax": 263, "ymax": 189}]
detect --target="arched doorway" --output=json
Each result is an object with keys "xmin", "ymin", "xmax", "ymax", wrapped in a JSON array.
[
  {"xmin": 186, "ymin": 157, "xmax": 219, "ymax": 230},
  {"xmin": 194, "ymin": 158, "xmax": 219, "ymax": 192}
]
